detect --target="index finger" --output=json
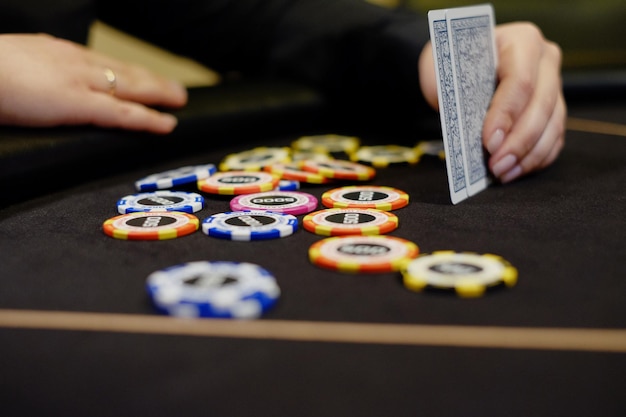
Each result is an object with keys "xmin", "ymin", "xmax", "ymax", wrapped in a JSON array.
[{"xmin": 64, "ymin": 92, "xmax": 179, "ymax": 134}]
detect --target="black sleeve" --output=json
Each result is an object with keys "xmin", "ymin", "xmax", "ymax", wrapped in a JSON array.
[
  {"xmin": 0, "ymin": 0, "xmax": 95, "ymax": 43},
  {"xmin": 96, "ymin": 0, "xmax": 434, "ymax": 127}
]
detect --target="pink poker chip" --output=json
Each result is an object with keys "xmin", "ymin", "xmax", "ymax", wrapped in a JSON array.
[{"xmin": 230, "ymin": 191, "xmax": 319, "ymax": 216}]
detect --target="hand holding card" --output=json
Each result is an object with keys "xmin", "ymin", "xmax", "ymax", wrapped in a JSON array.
[{"xmin": 428, "ymin": 3, "xmax": 497, "ymax": 204}]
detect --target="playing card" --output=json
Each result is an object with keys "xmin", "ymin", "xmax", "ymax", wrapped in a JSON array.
[
  {"xmin": 428, "ymin": 9, "xmax": 468, "ymax": 204},
  {"xmin": 447, "ymin": 3, "xmax": 497, "ymax": 196}
]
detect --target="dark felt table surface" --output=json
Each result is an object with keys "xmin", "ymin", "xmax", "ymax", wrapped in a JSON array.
[{"xmin": 0, "ymin": 81, "xmax": 624, "ymax": 417}]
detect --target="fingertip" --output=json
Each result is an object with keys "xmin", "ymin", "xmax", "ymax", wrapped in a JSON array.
[
  {"xmin": 499, "ymin": 165, "xmax": 523, "ymax": 184},
  {"xmin": 168, "ymin": 80, "xmax": 188, "ymax": 107},
  {"xmin": 491, "ymin": 153, "xmax": 517, "ymax": 178},
  {"xmin": 486, "ymin": 128, "xmax": 505, "ymax": 154},
  {"xmin": 152, "ymin": 112, "xmax": 179, "ymax": 134},
  {"xmin": 418, "ymin": 42, "xmax": 439, "ymax": 110},
  {"xmin": 83, "ymin": 94, "xmax": 180, "ymax": 134}
]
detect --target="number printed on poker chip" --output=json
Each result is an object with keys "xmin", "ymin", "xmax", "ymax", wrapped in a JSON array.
[{"xmin": 230, "ymin": 191, "xmax": 319, "ymax": 216}]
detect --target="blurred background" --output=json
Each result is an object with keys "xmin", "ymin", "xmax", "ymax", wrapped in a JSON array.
[
  {"xmin": 88, "ymin": 0, "xmax": 626, "ymax": 88},
  {"xmin": 406, "ymin": 0, "xmax": 626, "ymax": 70}
]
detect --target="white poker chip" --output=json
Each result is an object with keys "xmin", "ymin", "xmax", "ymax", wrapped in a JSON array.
[
  {"xmin": 135, "ymin": 164, "xmax": 217, "ymax": 191},
  {"xmin": 116, "ymin": 190, "xmax": 205, "ymax": 214},
  {"xmin": 146, "ymin": 261, "xmax": 281, "ymax": 319},
  {"xmin": 401, "ymin": 251, "xmax": 518, "ymax": 298},
  {"xmin": 201, "ymin": 210, "xmax": 298, "ymax": 241}
]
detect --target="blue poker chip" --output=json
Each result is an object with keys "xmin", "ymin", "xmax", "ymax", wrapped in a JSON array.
[
  {"xmin": 276, "ymin": 179, "xmax": 300, "ymax": 191},
  {"xmin": 135, "ymin": 163, "xmax": 217, "ymax": 191},
  {"xmin": 201, "ymin": 210, "xmax": 298, "ymax": 241},
  {"xmin": 146, "ymin": 261, "xmax": 281, "ymax": 319},
  {"xmin": 117, "ymin": 190, "xmax": 205, "ymax": 214}
]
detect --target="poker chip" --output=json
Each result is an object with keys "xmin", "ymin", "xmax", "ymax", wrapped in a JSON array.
[
  {"xmin": 264, "ymin": 161, "xmax": 333, "ymax": 184},
  {"xmin": 291, "ymin": 149, "xmax": 333, "ymax": 163},
  {"xmin": 321, "ymin": 185, "xmax": 409, "ymax": 211},
  {"xmin": 134, "ymin": 164, "xmax": 217, "ymax": 191},
  {"xmin": 276, "ymin": 179, "xmax": 300, "ymax": 191},
  {"xmin": 416, "ymin": 139, "xmax": 446, "ymax": 160},
  {"xmin": 291, "ymin": 134, "xmax": 360, "ymax": 154},
  {"xmin": 303, "ymin": 208, "xmax": 398, "ymax": 236},
  {"xmin": 309, "ymin": 235, "xmax": 419, "ymax": 273},
  {"xmin": 299, "ymin": 159, "xmax": 376, "ymax": 181},
  {"xmin": 230, "ymin": 191, "xmax": 318, "ymax": 216},
  {"xmin": 401, "ymin": 251, "xmax": 518, "ymax": 298},
  {"xmin": 201, "ymin": 210, "xmax": 298, "ymax": 241},
  {"xmin": 146, "ymin": 261, "xmax": 280, "ymax": 319},
  {"xmin": 219, "ymin": 146, "xmax": 291, "ymax": 171},
  {"xmin": 116, "ymin": 190, "xmax": 204, "ymax": 214},
  {"xmin": 102, "ymin": 211, "xmax": 199, "ymax": 240},
  {"xmin": 197, "ymin": 171, "xmax": 280, "ymax": 195},
  {"xmin": 350, "ymin": 145, "xmax": 420, "ymax": 168}
]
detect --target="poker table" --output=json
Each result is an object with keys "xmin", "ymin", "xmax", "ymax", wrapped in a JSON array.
[{"xmin": 1, "ymin": 77, "xmax": 625, "ymax": 417}]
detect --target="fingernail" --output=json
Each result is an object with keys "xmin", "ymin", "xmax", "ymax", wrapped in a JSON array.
[
  {"xmin": 492, "ymin": 154, "xmax": 517, "ymax": 177},
  {"xmin": 500, "ymin": 165, "xmax": 523, "ymax": 183},
  {"xmin": 486, "ymin": 129, "xmax": 504, "ymax": 154}
]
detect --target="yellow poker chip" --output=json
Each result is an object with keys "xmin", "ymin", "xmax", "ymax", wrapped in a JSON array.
[
  {"xmin": 197, "ymin": 171, "xmax": 280, "ymax": 195},
  {"xmin": 299, "ymin": 159, "xmax": 376, "ymax": 181},
  {"xmin": 321, "ymin": 185, "xmax": 409, "ymax": 211},
  {"xmin": 350, "ymin": 145, "xmax": 420, "ymax": 168},
  {"xmin": 291, "ymin": 149, "xmax": 334, "ymax": 163},
  {"xmin": 263, "ymin": 161, "xmax": 334, "ymax": 184},
  {"xmin": 303, "ymin": 208, "xmax": 398, "ymax": 236},
  {"xmin": 292, "ymin": 134, "xmax": 360, "ymax": 154},
  {"xmin": 309, "ymin": 235, "xmax": 419, "ymax": 274},
  {"xmin": 401, "ymin": 251, "xmax": 518, "ymax": 298},
  {"xmin": 415, "ymin": 140, "xmax": 445, "ymax": 160},
  {"xmin": 219, "ymin": 146, "xmax": 292, "ymax": 171},
  {"xmin": 102, "ymin": 211, "xmax": 199, "ymax": 240}
]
